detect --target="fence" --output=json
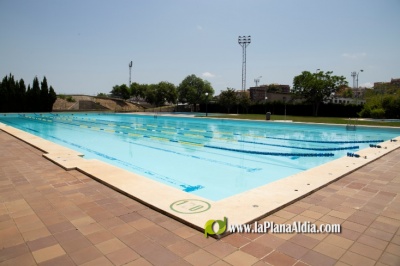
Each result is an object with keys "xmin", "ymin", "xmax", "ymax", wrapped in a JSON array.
[{"xmin": 199, "ymin": 102, "xmax": 363, "ymax": 117}]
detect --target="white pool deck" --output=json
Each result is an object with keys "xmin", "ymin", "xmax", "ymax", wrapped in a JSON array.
[{"xmin": 1, "ymin": 119, "xmax": 399, "ymax": 236}]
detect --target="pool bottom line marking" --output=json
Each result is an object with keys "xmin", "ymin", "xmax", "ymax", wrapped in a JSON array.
[
  {"xmin": 23, "ymin": 114, "xmax": 385, "ymax": 145},
  {"xmin": 20, "ymin": 115, "xmax": 347, "ymax": 157}
]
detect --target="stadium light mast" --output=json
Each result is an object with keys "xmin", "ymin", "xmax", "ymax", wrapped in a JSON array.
[
  {"xmin": 238, "ymin": 35, "xmax": 251, "ymax": 92},
  {"xmin": 254, "ymin": 76, "xmax": 262, "ymax": 87},
  {"xmin": 357, "ymin": 69, "xmax": 364, "ymax": 89},
  {"xmin": 129, "ymin": 61, "xmax": 133, "ymax": 87},
  {"xmin": 351, "ymin": 70, "xmax": 363, "ymax": 89},
  {"xmin": 351, "ymin": 71, "xmax": 356, "ymax": 89}
]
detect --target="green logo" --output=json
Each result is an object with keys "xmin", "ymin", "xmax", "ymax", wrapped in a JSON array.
[{"xmin": 204, "ymin": 217, "xmax": 227, "ymax": 238}]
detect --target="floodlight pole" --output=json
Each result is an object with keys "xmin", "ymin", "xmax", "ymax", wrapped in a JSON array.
[
  {"xmin": 254, "ymin": 76, "xmax": 262, "ymax": 87},
  {"xmin": 129, "ymin": 61, "xmax": 133, "ymax": 87},
  {"xmin": 351, "ymin": 71, "xmax": 356, "ymax": 89},
  {"xmin": 356, "ymin": 69, "xmax": 364, "ymax": 89},
  {"xmin": 238, "ymin": 36, "xmax": 251, "ymax": 92},
  {"xmin": 351, "ymin": 70, "xmax": 363, "ymax": 89}
]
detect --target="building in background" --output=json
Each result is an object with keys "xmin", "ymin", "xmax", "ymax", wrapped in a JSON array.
[
  {"xmin": 249, "ymin": 84, "xmax": 291, "ymax": 102},
  {"xmin": 374, "ymin": 78, "xmax": 400, "ymax": 89}
]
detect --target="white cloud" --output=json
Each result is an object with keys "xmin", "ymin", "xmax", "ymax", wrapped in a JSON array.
[
  {"xmin": 360, "ymin": 82, "xmax": 373, "ymax": 88},
  {"xmin": 197, "ymin": 25, "xmax": 203, "ymax": 31},
  {"xmin": 202, "ymin": 72, "xmax": 215, "ymax": 78},
  {"xmin": 341, "ymin": 52, "xmax": 367, "ymax": 59}
]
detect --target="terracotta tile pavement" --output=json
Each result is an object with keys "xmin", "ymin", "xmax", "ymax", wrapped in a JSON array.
[{"xmin": 1, "ymin": 130, "xmax": 400, "ymax": 265}]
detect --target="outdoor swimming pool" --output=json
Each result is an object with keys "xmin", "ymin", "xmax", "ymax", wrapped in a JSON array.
[{"xmin": 1, "ymin": 113, "xmax": 400, "ymax": 201}]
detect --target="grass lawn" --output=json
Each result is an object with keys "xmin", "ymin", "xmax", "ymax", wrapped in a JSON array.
[{"xmin": 209, "ymin": 114, "xmax": 400, "ymax": 127}]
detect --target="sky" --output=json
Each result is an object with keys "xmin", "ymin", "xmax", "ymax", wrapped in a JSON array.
[{"xmin": 1, "ymin": 0, "xmax": 399, "ymax": 95}]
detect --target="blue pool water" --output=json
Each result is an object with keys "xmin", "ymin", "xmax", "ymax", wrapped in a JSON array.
[{"xmin": 1, "ymin": 113, "xmax": 400, "ymax": 201}]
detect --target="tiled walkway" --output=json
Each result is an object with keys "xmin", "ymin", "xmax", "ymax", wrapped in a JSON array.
[{"xmin": 0, "ymin": 130, "xmax": 399, "ymax": 266}]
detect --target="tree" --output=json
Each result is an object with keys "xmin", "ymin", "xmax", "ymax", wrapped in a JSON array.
[
  {"xmin": 17, "ymin": 79, "xmax": 27, "ymax": 111},
  {"xmin": 130, "ymin": 82, "xmax": 141, "ymax": 100},
  {"xmin": 143, "ymin": 84, "xmax": 157, "ymax": 106},
  {"xmin": 135, "ymin": 84, "xmax": 150, "ymax": 100},
  {"xmin": 152, "ymin": 82, "xmax": 168, "ymax": 107},
  {"xmin": 237, "ymin": 91, "xmax": 251, "ymax": 113},
  {"xmin": 0, "ymin": 74, "xmax": 11, "ymax": 112},
  {"xmin": 30, "ymin": 76, "xmax": 41, "ymax": 111},
  {"xmin": 25, "ymin": 84, "xmax": 31, "ymax": 111},
  {"xmin": 292, "ymin": 71, "xmax": 347, "ymax": 116},
  {"xmin": 0, "ymin": 74, "xmax": 57, "ymax": 112},
  {"xmin": 177, "ymin": 74, "xmax": 214, "ymax": 111},
  {"xmin": 157, "ymin": 81, "xmax": 177, "ymax": 104},
  {"xmin": 335, "ymin": 85, "xmax": 353, "ymax": 98},
  {"xmin": 40, "ymin": 77, "xmax": 49, "ymax": 111},
  {"xmin": 47, "ymin": 86, "xmax": 57, "ymax": 111},
  {"xmin": 110, "ymin": 84, "xmax": 130, "ymax": 99},
  {"xmin": 359, "ymin": 93, "xmax": 400, "ymax": 119},
  {"xmin": 342, "ymin": 88, "xmax": 353, "ymax": 98},
  {"xmin": 374, "ymin": 82, "xmax": 400, "ymax": 95},
  {"xmin": 218, "ymin": 88, "xmax": 237, "ymax": 113}
]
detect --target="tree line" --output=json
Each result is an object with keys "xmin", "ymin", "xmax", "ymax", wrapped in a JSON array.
[
  {"xmin": 359, "ymin": 84, "xmax": 400, "ymax": 119},
  {"xmin": 110, "ymin": 70, "xmax": 399, "ymax": 118},
  {"xmin": 216, "ymin": 70, "xmax": 399, "ymax": 119},
  {"xmin": 110, "ymin": 71, "xmax": 349, "ymax": 116},
  {"xmin": 109, "ymin": 74, "xmax": 214, "ymax": 110},
  {"xmin": 281, "ymin": 70, "xmax": 400, "ymax": 118},
  {"xmin": 218, "ymin": 88, "xmax": 251, "ymax": 113},
  {"xmin": 0, "ymin": 74, "xmax": 57, "ymax": 112},
  {"xmin": 215, "ymin": 70, "xmax": 348, "ymax": 116}
]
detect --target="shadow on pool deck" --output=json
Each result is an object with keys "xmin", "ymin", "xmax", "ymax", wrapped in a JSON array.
[{"xmin": 0, "ymin": 130, "xmax": 400, "ymax": 266}]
